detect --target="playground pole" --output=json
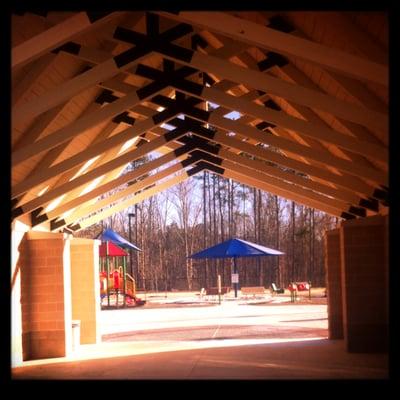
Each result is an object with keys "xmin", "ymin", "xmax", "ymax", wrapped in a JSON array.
[
  {"xmin": 106, "ymin": 241, "xmax": 110, "ymax": 307},
  {"xmin": 115, "ymin": 256, "xmax": 119, "ymax": 308},
  {"xmin": 123, "ymin": 256, "xmax": 127, "ymax": 307}
]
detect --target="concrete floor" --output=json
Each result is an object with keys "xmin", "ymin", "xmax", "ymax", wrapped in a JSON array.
[
  {"xmin": 12, "ymin": 297, "xmax": 389, "ymax": 380},
  {"xmin": 11, "ymin": 339, "xmax": 388, "ymax": 380}
]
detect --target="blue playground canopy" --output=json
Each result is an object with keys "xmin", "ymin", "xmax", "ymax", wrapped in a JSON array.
[
  {"xmin": 189, "ymin": 238, "xmax": 283, "ymax": 298},
  {"xmin": 189, "ymin": 238, "xmax": 283, "ymax": 259},
  {"xmin": 98, "ymin": 229, "xmax": 141, "ymax": 251}
]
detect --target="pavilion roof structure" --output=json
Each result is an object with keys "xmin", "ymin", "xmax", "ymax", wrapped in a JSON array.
[{"xmin": 11, "ymin": 10, "xmax": 389, "ymax": 232}]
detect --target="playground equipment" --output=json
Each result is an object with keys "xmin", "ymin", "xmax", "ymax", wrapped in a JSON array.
[{"xmin": 99, "ymin": 241, "xmax": 145, "ymax": 308}]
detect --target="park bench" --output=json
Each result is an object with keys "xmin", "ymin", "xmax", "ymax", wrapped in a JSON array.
[
  {"xmin": 203, "ymin": 286, "xmax": 231, "ymax": 300},
  {"xmin": 271, "ymin": 283, "xmax": 285, "ymax": 295},
  {"xmin": 240, "ymin": 286, "xmax": 266, "ymax": 298}
]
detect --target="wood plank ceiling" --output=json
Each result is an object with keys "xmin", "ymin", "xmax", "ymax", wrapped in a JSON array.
[{"xmin": 11, "ymin": 10, "xmax": 389, "ymax": 232}]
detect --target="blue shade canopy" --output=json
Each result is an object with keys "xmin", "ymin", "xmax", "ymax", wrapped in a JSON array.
[
  {"xmin": 189, "ymin": 238, "xmax": 284, "ymax": 259},
  {"xmin": 98, "ymin": 229, "xmax": 141, "ymax": 251}
]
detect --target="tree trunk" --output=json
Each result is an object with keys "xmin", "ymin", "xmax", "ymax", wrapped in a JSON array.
[
  {"xmin": 212, "ymin": 175, "xmax": 218, "ymax": 283},
  {"xmin": 217, "ymin": 175, "xmax": 225, "ymax": 284},
  {"xmin": 203, "ymin": 171, "xmax": 208, "ymax": 288},
  {"xmin": 291, "ymin": 201, "xmax": 295, "ymax": 283},
  {"xmin": 275, "ymin": 196, "xmax": 281, "ymax": 286}
]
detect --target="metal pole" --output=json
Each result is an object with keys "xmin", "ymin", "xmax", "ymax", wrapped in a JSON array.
[
  {"xmin": 123, "ymin": 256, "xmax": 127, "ymax": 307},
  {"xmin": 128, "ymin": 213, "xmax": 134, "ymax": 278},
  {"xmin": 106, "ymin": 241, "xmax": 110, "ymax": 307},
  {"xmin": 217, "ymin": 274, "xmax": 221, "ymax": 305},
  {"xmin": 115, "ymin": 256, "xmax": 119, "ymax": 308},
  {"xmin": 135, "ymin": 205, "xmax": 139, "ymax": 284},
  {"xmin": 234, "ymin": 257, "xmax": 238, "ymax": 298}
]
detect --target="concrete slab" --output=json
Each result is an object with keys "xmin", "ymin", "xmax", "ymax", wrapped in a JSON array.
[{"xmin": 12, "ymin": 300, "xmax": 388, "ymax": 380}]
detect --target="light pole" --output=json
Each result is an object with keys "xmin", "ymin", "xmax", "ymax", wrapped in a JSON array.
[{"xmin": 128, "ymin": 213, "xmax": 135, "ymax": 278}]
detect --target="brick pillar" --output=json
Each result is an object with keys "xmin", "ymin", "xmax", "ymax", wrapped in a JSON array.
[
  {"xmin": 70, "ymin": 238, "xmax": 101, "ymax": 345},
  {"xmin": 11, "ymin": 227, "xmax": 28, "ymax": 367},
  {"xmin": 340, "ymin": 215, "xmax": 388, "ymax": 353},
  {"xmin": 20, "ymin": 232, "xmax": 72, "ymax": 360},
  {"xmin": 324, "ymin": 229, "xmax": 343, "ymax": 340}
]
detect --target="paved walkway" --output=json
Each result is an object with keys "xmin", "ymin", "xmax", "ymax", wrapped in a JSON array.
[{"xmin": 12, "ymin": 300, "xmax": 388, "ymax": 380}]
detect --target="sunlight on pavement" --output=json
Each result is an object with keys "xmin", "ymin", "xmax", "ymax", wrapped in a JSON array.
[{"xmin": 17, "ymin": 336, "xmax": 325, "ymax": 367}]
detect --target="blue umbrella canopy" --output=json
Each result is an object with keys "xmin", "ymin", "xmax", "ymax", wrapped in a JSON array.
[
  {"xmin": 189, "ymin": 238, "xmax": 283, "ymax": 298},
  {"xmin": 189, "ymin": 238, "xmax": 284, "ymax": 259},
  {"xmin": 98, "ymin": 229, "xmax": 141, "ymax": 251}
]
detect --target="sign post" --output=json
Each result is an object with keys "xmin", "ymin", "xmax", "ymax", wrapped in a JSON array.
[{"xmin": 232, "ymin": 271, "xmax": 239, "ymax": 298}]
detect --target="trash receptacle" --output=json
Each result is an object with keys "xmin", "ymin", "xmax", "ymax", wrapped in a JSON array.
[{"xmin": 72, "ymin": 320, "xmax": 81, "ymax": 351}]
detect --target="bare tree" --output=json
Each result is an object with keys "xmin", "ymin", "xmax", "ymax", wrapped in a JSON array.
[{"xmin": 171, "ymin": 180, "xmax": 202, "ymax": 290}]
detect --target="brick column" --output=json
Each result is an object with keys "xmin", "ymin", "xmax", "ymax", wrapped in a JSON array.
[
  {"xmin": 70, "ymin": 238, "xmax": 101, "ymax": 345},
  {"xmin": 324, "ymin": 228, "xmax": 343, "ymax": 340},
  {"xmin": 11, "ymin": 227, "xmax": 28, "ymax": 367},
  {"xmin": 20, "ymin": 232, "xmax": 72, "ymax": 360},
  {"xmin": 340, "ymin": 215, "xmax": 388, "ymax": 353}
]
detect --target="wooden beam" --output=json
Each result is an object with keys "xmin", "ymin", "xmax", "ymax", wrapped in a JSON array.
[
  {"xmin": 221, "ymin": 159, "xmax": 351, "ymax": 213},
  {"xmin": 197, "ymin": 32, "xmax": 369, "ymax": 190},
  {"xmin": 13, "ymin": 87, "xmax": 148, "ymax": 166},
  {"xmin": 154, "ymin": 90, "xmax": 387, "ymax": 184},
  {"xmin": 12, "ymin": 13, "xmax": 190, "ymax": 124},
  {"xmin": 108, "ymin": 25, "xmax": 388, "ymax": 132},
  {"xmin": 155, "ymin": 92, "xmax": 385, "ymax": 186},
  {"xmin": 313, "ymin": 11, "xmax": 388, "ymax": 66},
  {"xmin": 12, "ymin": 117, "xmax": 138, "ymax": 197},
  {"xmin": 31, "ymin": 121, "xmax": 125, "ymax": 209},
  {"xmin": 14, "ymin": 90, "xmax": 206, "ymax": 197},
  {"xmin": 12, "ymin": 53, "xmax": 57, "ymax": 107},
  {"xmin": 198, "ymin": 128, "xmax": 376, "ymax": 198},
  {"xmin": 201, "ymin": 86, "xmax": 387, "ymax": 163},
  {"xmin": 62, "ymin": 162, "xmax": 185, "ymax": 226},
  {"xmin": 224, "ymin": 170, "xmax": 348, "ymax": 219},
  {"xmin": 72, "ymin": 172, "xmax": 188, "ymax": 230},
  {"xmin": 12, "ymin": 102, "xmax": 66, "ymax": 151},
  {"xmin": 128, "ymin": 62, "xmax": 387, "ymax": 172},
  {"xmin": 45, "ymin": 123, "xmax": 134, "ymax": 206},
  {"xmin": 12, "ymin": 12, "xmax": 121, "ymax": 69},
  {"xmin": 11, "ymin": 112, "xmax": 178, "ymax": 198},
  {"xmin": 12, "ymin": 125, "xmax": 188, "ymax": 210},
  {"xmin": 188, "ymin": 31, "xmax": 387, "ymax": 189},
  {"xmin": 159, "ymin": 11, "xmax": 388, "ymax": 86},
  {"xmin": 188, "ymin": 53, "xmax": 388, "ymax": 133},
  {"xmin": 274, "ymin": 57, "xmax": 388, "ymax": 147},
  {"xmin": 287, "ymin": 20, "xmax": 388, "ymax": 114},
  {"xmin": 218, "ymin": 149, "xmax": 364, "ymax": 207},
  {"xmin": 192, "ymin": 110, "xmax": 387, "ymax": 185},
  {"xmin": 42, "ymin": 151, "xmax": 180, "ymax": 221},
  {"xmin": 12, "ymin": 58, "xmax": 121, "ymax": 124}
]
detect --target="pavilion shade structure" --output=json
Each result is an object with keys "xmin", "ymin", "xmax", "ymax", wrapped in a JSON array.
[
  {"xmin": 98, "ymin": 228, "xmax": 141, "ymax": 251},
  {"xmin": 11, "ymin": 11, "xmax": 389, "ymax": 231},
  {"xmin": 189, "ymin": 238, "xmax": 284, "ymax": 298},
  {"xmin": 190, "ymin": 238, "xmax": 284, "ymax": 259}
]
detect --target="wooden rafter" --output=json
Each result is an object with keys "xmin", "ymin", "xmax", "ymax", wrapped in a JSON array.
[
  {"xmin": 11, "ymin": 11, "xmax": 389, "ymax": 228},
  {"xmin": 73, "ymin": 172, "xmax": 189, "ymax": 231},
  {"xmin": 158, "ymin": 11, "xmax": 388, "ymax": 86},
  {"xmin": 12, "ymin": 12, "xmax": 122, "ymax": 69},
  {"xmin": 110, "ymin": 25, "xmax": 388, "ymax": 133}
]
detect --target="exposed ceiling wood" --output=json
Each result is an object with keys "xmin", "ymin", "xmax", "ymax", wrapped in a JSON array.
[{"xmin": 11, "ymin": 10, "xmax": 389, "ymax": 231}]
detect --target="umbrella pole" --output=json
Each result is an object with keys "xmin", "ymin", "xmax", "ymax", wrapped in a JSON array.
[{"xmin": 234, "ymin": 257, "xmax": 238, "ymax": 298}]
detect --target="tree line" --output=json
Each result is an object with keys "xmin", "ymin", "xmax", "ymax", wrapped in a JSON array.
[{"xmin": 77, "ymin": 157, "xmax": 338, "ymax": 291}]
